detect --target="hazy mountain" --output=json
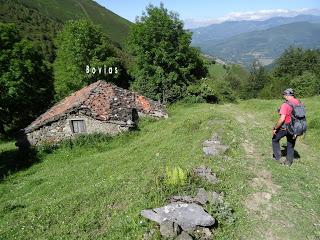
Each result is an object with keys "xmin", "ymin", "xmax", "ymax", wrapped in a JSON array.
[
  {"xmin": 194, "ymin": 22, "xmax": 320, "ymax": 66},
  {"xmin": 191, "ymin": 14, "xmax": 320, "ymax": 44}
]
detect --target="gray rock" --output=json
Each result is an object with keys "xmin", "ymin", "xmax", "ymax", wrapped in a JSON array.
[
  {"xmin": 208, "ymin": 191, "xmax": 224, "ymax": 204},
  {"xmin": 202, "ymin": 134, "xmax": 228, "ymax": 156},
  {"xmin": 170, "ymin": 188, "xmax": 209, "ymax": 206},
  {"xmin": 176, "ymin": 231, "xmax": 193, "ymax": 240},
  {"xmin": 141, "ymin": 203, "xmax": 215, "ymax": 231},
  {"xmin": 170, "ymin": 195, "xmax": 195, "ymax": 204},
  {"xmin": 193, "ymin": 166, "xmax": 219, "ymax": 184},
  {"xmin": 141, "ymin": 209, "xmax": 163, "ymax": 223},
  {"xmin": 194, "ymin": 188, "xmax": 209, "ymax": 205},
  {"xmin": 160, "ymin": 220, "xmax": 181, "ymax": 237}
]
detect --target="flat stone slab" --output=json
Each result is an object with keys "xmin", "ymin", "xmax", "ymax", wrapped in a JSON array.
[
  {"xmin": 202, "ymin": 134, "xmax": 228, "ymax": 156},
  {"xmin": 141, "ymin": 203, "xmax": 215, "ymax": 231}
]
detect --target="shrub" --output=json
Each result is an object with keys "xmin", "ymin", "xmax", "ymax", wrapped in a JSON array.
[
  {"xmin": 290, "ymin": 71, "xmax": 319, "ymax": 97},
  {"xmin": 206, "ymin": 201, "xmax": 235, "ymax": 226},
  {"xmin": 182, "ymin": 95, "xmax": 206, "ymax": 104},
  {"xmin": 186, "ymin": 77, "xmax": 236, "ymax": 103}
]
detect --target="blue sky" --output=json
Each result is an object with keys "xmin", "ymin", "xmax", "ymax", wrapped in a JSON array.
[{"xmin": 95, "ymin": 0, "xmax": 320, "ymax": 28}]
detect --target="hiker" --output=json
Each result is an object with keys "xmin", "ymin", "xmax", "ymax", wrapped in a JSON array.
[{"xmin": 272, "ymin": 88, "xmax": 302, "ymax": 166}]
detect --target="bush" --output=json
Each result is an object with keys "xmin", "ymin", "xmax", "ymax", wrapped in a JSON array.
[
  {"xmin": 206, "ymin": 200, "xmax": 235, "ymax": 226},
  {"xmin": 256, "ymin": 47, "xmax": 320, "ymax": 99},
  {"xmin": 182, "ymin": 95, "xmax": 206, "ymax": 104},
  {"xmin": 186, "ymin": 77, "xmax": 236, "ymax": 103},
  {"xmin": 290, "ymin": 71, "xmax": 319, "ymax": 97}
]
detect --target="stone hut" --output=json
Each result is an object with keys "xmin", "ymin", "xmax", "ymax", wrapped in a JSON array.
[{"xmin": 16, "ymin": 80, "xmax": 167, "ymax": 147}]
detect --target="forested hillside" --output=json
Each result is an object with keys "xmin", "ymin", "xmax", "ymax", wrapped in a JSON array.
[
  {"xmin": 20, "ymin": 0, "xmax": 132, "ymax": 45},
  {"xmin": 195, "ymin": 22, "xmax": 320, "ymax": 66},
  {"xmin": 0, "ymin": 0, "xmax": 132, "ymax": 61},
  {"xmin": 191, "ymin": 14, "xmax": 320, "ymax": 43}
]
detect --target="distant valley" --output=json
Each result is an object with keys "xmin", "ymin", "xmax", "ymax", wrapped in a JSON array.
[{"xmin": 191, "ymin": 15, "xmax": 320, "ymax": 66}]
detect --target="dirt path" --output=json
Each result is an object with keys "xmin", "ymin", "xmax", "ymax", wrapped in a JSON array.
[{"xmin": 225, "ymin": 105, "xmax": 283, "ymax": 240}]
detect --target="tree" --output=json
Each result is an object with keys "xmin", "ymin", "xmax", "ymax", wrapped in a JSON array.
[
  {"xmin": 273, "ymin": 47, "xmax": 320, "ymax": 81},
  {"xmin": 186, "ymin": 76, "xmax": 236, "ymax": 103},
  {"xmin": 0, "ymin": 23, "xmax": 54, "ymax": 134},
  {"xmin": 266, "ymin": 47, "xmax": 320, "ymax": 98},
  {"xmin": 126, "ymin": 4, "xmax": 207, "ymax": 103},
  {"xmin": 224, "ymin": 64, "xmax": 250, "ymax": 99},
  {"xmin": 246, "ymin": 61, "xmax": 269, "ymax": 99},
  {"xmin": 53, "ymin": 20, "xmax": 129, "ymax": 100},
  {"xmin": 290, "ymin": 71, "xmax": 319, "ymax": 97}
]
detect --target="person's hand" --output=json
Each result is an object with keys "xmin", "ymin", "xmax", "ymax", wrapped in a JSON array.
[{"xmin": 272, "ymin": 128, "xmax": 277, "ymax": 135}]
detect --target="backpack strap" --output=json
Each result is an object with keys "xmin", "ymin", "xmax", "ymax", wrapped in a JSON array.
[
  {"xmin": 285, "ymin": 100, "xmax": 300, "ymax": 109},
  {"xmin": 285, "ymin": 100, "xmax": 294, "ymax": 109}
]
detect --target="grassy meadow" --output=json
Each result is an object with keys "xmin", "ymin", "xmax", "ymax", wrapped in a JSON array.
[{"xmin": 0, "ymin": 96, "xmax": 319, "ymax": 239}]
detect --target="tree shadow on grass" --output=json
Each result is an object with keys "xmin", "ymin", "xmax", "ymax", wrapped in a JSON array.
[{"xmin": 0, "ymin": 147, "xmax": 42, "ymax": 181}]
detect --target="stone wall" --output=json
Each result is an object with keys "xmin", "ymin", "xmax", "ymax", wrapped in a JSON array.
[
  {"xmin": 17, "ymin": 81, "xmax": 168, "ymax": 147},
  {"xmin": 23, "ymin": 113, "xmax": 130, "ymax": 146}
]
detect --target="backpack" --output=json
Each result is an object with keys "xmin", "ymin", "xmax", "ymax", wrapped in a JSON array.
[{"xmin": 286, "ymin": 100, "xmax": 307, "ymax": 137}]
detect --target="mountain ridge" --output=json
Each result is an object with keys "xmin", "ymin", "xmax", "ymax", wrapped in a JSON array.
[
  {"xmin": 191, "ymin": 16, "xmax": 320, "ymax": 66},
  {"xmin": 191, "ymin": 14, "xmax": 320, "ymax": 43}
]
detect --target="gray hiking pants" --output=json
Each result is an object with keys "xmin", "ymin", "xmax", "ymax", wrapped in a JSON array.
[{"xmin": 272, "ymin": 129, "xmax": 296, "ymax": 163}]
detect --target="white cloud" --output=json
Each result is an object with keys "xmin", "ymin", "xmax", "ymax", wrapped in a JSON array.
[{"xmin": 184, "ymin": 8, "xmax": 320, "ymax": 29}]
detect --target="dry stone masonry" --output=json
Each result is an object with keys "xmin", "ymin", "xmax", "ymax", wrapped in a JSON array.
[
  {"xmin": 141, "ymin": 168, "xmax": 225, "ymax": 239},
  {"xmin": 142, "ymin": 133, "xmax": 230, "ymax": 239},
  {"xmin": 16, "ymin": 81, "xmax": 167, "ymax": 147}
]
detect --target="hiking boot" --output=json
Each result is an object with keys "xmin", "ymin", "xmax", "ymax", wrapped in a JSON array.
[
  {"xmin": 272, "ymin": 157, "xmax": 284, "ymax": 164},
  {"xmin": 272, "ymin": 156, "xmax": 281, "ymax": 162},
  {"xmin": 281, "ymin": 160, "xmax": 292, "ymax": 166}
]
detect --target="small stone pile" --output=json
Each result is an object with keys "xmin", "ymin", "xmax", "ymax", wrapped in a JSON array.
[
  {"xmin": 142, "ymin": 167, "xmax": 224, "ymax": 239},
  {"xmin": 142, "ymin": 133, "xmax": 231, "ymax": 239}
]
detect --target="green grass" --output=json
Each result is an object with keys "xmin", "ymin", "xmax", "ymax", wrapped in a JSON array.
[
  {"xmin": 233, "ymin": 96, "xmax": 320, "ymax": 239},
  {"xmin": 15, "ymin": 0, "xmax": 132, "ymax": 45},
  {"xmin": 0, "ymin": 96, "xmax": 319, "ymax": 239},
  {"xmin": 208, "ymin": 64, "xmax": 227, "ymax": 79}
]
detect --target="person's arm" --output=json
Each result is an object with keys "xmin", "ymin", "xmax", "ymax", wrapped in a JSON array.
[{"xmin": 272, "ymin": 114, "xmax": 286, "ymax": 135}]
